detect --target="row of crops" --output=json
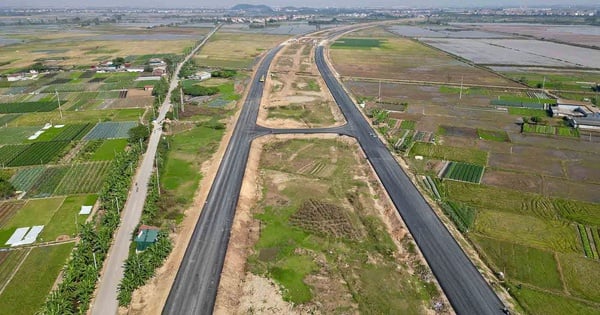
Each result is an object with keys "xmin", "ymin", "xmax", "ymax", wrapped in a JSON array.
[
  {"xmin": 9, "ymin": 162, "xmax": 111, "ymax": 197},
  {"xmin": 523, "ymin": 123, "xmax": 580, "ymax": 137},
  {"xmin": 0, "ymin": 100, "xmax": 60, "ymax": 113},
  {"xmin": 442, "ymin": 162, "xmax": 485, "ymax": 184},
  {"xmin": 84, "ymin": 121, "xmax": 138, "ymax": 140},
  {"xmin": 52, "ymin": 123, "xmax": 95, "ymax": 141},
  {"xmin": 577, "ymin": 224, "xmax": 600, "ymax": 260}
]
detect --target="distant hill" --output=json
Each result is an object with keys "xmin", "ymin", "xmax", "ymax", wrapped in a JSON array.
[{"xmin": 230, "ymin": 4, "xmax": 273, "ymax": 13}]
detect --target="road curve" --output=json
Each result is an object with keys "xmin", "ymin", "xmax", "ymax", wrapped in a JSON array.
[
  {"xmin": 163, "ymin": 46, "xmax": 283, "ymax": 314},
  {"xmin": 315, "ymin": 45, "xmax": 505, "ymax": 314}
]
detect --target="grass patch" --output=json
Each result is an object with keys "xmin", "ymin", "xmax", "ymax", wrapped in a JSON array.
[
  {"xmin": 477, "ymin": 129, "xmax": 509, "ymax": 142},
  {"xmin": 161, "ymin": 125, "xmax": 224, "ymax": 201},
  {"xmin": 473, "ymin": 235, "xmax": 563, "ymax": 290},
  {"xmin": 400, "ymin": 120, "xmax": 416, "ymax": 130},
  {"xmin": 474, "ymin": 210, "xmax": 579, "ymax": 253},
  {"xmin": 508, "ymin": 107, "xmax": 549, "ymax": 117},
  {"xmin": 39, "ymin": 195, "xmax": 94, "ymax": 241},
  {"xmin": 0, "ymin": 126, "xmax": 41, "ymax": 144},
  {"xmin": 267, "ymin": 103, "xmax": 335, "ymax": 126},
  {"xmin": 331, "ymin": 38, "xmax": 385, "ymax": 49},
  {"xmin": 558, "ymin": 253, "xmax": 600, "ymax": 302},
  {"xmin": 511, "ymin": 285, "xmax": 600, "ymax": 315},
  {"xmin": 409, "ymin": 142, "xmax": 488, "ymax": 165},
  {"xmin": 91, "ymin": 139, "xmax": 128, "ymax": 161},
  {"xmin": 0, "ymin": 243, "xmax": 74, "ymax": 315},
  {"xmin": 5, "ymin": 197, "xmax": 64, "ymax": 229}
]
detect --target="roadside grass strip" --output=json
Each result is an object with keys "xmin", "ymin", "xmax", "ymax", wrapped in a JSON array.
[
  {"xmin": 83, "ymin": 121, "xmax": 137, "ymax": 140},
  {"xmin": 440, "ymin": 201, "xmax": 476, "ymax": 233},
  {"xmin": 442, "ymin": 162, "xmax": 485, "ymax": 184},
  {"xmin": 5, "ymin": 226, "xmax": 44, "ymax": 246}
]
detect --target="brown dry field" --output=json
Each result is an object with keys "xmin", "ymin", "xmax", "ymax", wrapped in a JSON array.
[
  {"xmin": 194, "ymin": 32, "xmax": 290, "ymax": 69},
  {"xmin": 107, "ymin": 97, "xmax": 153, "ymax": 109},
  {"xmin": 329, "ymin": 31, "xmax": 519, "ymax": 86},
  {"xmin": 0, "ymin": 39, "xmax": 197, "ymax": 71},
  {"xmin": 346, "ymin": 80, "xmax": 521, "ymax": 109}
]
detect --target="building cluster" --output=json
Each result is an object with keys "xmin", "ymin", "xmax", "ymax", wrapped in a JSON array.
[
  {"xmin": 92, "ymin": 57, "xmax": 167, "ymax": 76},
  {"xmin": 551, "ymin": 99, "xmax": 600, "ymax": 131},
  {"xmin": 6, "ymin": 70, "xmax": 39, "ymax": 82}
]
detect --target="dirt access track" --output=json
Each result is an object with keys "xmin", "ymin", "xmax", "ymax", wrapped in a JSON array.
[{"xmin": 256, "ymin": 37, "xmax": 345, "ymax": 129}]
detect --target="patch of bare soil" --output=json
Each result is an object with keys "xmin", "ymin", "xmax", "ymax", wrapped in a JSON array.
[
  {"xmin": 257, "ymin": 39, "xmax": 345, "ymax": 129},
  {"xmin": 215, "ymin": 134, "xmax": 453, "ymax": 314}
]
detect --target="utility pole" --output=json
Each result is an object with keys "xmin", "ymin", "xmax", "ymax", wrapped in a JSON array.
[
  {"xmin": 180, "ymin": 86, "xmax": 184, "ymax": 113},
  {"xmin": 55, "ymin": 90, "xmax": 63, "ymax": 119},
  {"xmin": 459, "ymin": 76, "xmax": 464, "ymax": 101},
  {"xmin": 155, "ymin": 156, "xmax": 160, "ymax": 196},
  {"xmin": 378, "ymin": 80, "xmax": 381, "ymax": 102},
  {"xmin": 542, "ymin": 76, "xmax": 546, "ymax": 91}
]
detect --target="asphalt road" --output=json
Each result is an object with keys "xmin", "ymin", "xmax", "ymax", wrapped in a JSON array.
[
  {"xmin": 163, "ymin": 46, "xmax": 283, "ymax": 314},
  {"xmin": 314, "ymin": 45, "xmax": 505, "ymax": 314},
  {"xmin": 91, "ymin": 25, "xmax": 220, "ymax": 315},
  {"xmin": 164, "ymin": 32, "xmax": 506, "ymax": 314}
]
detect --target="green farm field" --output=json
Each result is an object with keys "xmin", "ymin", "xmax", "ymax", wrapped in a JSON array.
[
  {"xmin": 409, "ymin": 142, "xmax": 488, "ymax": 165},
  {"xmin": 0, "ymin": 243, "xmax": 75, "ymax": 315}
]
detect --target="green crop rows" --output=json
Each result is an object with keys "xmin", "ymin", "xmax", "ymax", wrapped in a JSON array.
[
  {"xmin": 523, "ymin": 123, "xmax": 556, "ymax": 135},
  {"xmin": 0, "ymin": 101, "xmax": 60, "ymax": 113},
  {"xmin": 0, "ymin": 144, "xmax": 30, "ymax": 166},
  {"xmin": 577, "ymin": 224, "xmax": 599, "ymax": 259},
  {"xmin": 9, "ymin": 166, "xmax": 46, "ymax": 192},
  {"xmin": 443, "ymin": 162, "xmax": 484, "ymax": 184},
  {"xmin": 8, "ymin": 141, "xmax": 69, "ymax": 166},
  {"xmin": 27, "ymin": 166, "xmax": 69, "ymax": 198},
  {"xmin": 400, "ymin": 120, "xmax": 416, "ymax": 130},
  {"xmin": 440, "ymin": 201, "xmax": 476, "ymax": 233},
  {"xmin": 52, "ymin": 124, "xmax": 94, "ymax": 141},
  {"xmin": 54, "ymin": 162, "xmax": 111, "ymax": 195}
]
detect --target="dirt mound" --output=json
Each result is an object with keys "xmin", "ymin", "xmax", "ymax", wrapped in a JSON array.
[{"xmin": 290, "ymin": 199, "xmax": 362, "ymax": 240}]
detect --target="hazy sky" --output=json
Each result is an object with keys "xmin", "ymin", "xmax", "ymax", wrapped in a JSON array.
[{"xmin": 1, "ymin": 0, "xmax": 598, "ymax": 9}]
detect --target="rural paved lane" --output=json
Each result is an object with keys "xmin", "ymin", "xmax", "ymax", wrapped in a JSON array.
[{"xmin": 90, "ymin": 24, "xmax": 221, "ymax": 315}]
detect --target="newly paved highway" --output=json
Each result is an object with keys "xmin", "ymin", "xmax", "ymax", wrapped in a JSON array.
[
  {"xmin": 315, "ymin": 45, "xmax": 505, "ymax": 314},
  {"xmin": 164, "ymin": 31, "xmax": 506, "ymax": 314},
  {"xmin": 163, "ymin": 46, "xmax": 283, "ymax": 314}
]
